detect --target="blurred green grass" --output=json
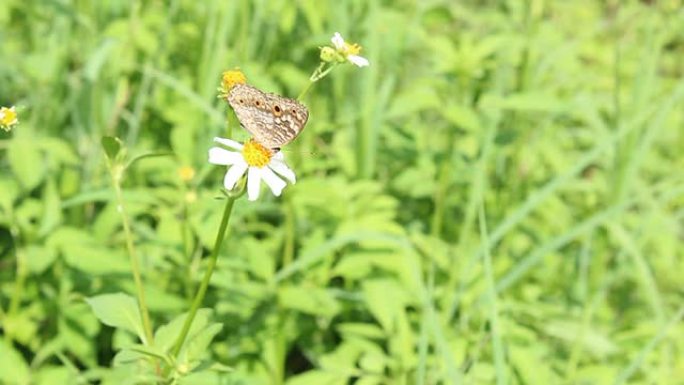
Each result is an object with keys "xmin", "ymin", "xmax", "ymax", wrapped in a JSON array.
[{"xmin": 1, "ymin": 0, "xmax": 684, "ymax": 384}]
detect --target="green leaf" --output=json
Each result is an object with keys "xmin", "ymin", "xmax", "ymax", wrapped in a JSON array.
[
  {"xmin": 8, "ymin": 137, "xmax": 44, "ymax": 191},
  {"xmin": 0, "ymin": 339, "xmax": 30, "ymax": 384},
  {"xmin": 337, "ymin": 323, "xmax": 385, "ymax": 339},
  {"xmin": 278, "ymin": 285, "xmax": 341, "ymax": 317},
  {"xmin": 362, "ymin": 279, "xmax": 409, "ymax": 332},
  {"xmin": 85, "ymin": 293, "xmax": 147, "ymax": 344},
  {"xmin": 441, "ymin": 102, "xmax": 481, "ymax": 132},
  {"xmin": 101, "ymin": 136, "xmax": 122, "ymax": 160},
  {"xmin": 38, "ymin": 178, "xmax": 62, "ymax": 236},
  {"xmin": 183, "ymin": 323, "xmax": 223, "ymax": 367},
  {"xmin": 543, "ymin": 320, "xmax": 618, "ymax": 358},
  {"xmin": 508, "ymin": 345, "xmax": 559, "ymax": 385},
  {"xmin": 178, "ymin": 371, "xmax": 224, "ymax": 385},
  {"xmin": 48, "ymin": 227, "xmax": 130, "ymax": 275},
  {"xmin": 0, "ymin": 176, "xmax": 19, "ymax": 212},
  {"xmin": 286, "ymin": 370, "xmax": 348, "ymax": 385},
  {"xmin": 129, "ymin": 344, "xmax": 172, "ymax": 363},
  {"xmin": 34, "ymin": 366, "xmax": 77, "ymax": 385},
  {"xmin": 25, "ymin": 245, "xmax": 57, "ymax": 274},
  {"xmin": 154, "ymin": 309, "xmax": 213, "ymax": 354},
  {"xmin": 3, "ymin": 312, "xmax": 38, "ymax": 347}
]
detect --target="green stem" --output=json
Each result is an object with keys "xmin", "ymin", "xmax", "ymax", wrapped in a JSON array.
[
  {"xmin": 296, "ymin": 80, "xmax": 315, "ymax": 101},
  {"xmin": 172, "ymin": 197, "xmax": 235, "ymax": 357},
  {"xmin": 298, "ymin": 62, "xmax": 338, "ymax": 101},
  {"xmin": 111, "ymin": 169, "xmax": 155, "ymax": 346}
]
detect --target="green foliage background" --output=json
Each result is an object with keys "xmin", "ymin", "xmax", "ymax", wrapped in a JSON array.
[{"xmin": 1, "ymin": 0, "xmax": 684, "ymax": 384}]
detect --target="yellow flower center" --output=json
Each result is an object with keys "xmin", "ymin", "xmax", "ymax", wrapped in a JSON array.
[
  {"xmin": 0, "ymin": 107, "xmax": 18, "ymax": 130},
  {"xmin": 221, "ymin": 69, "xmax": 247, "ymax": 91},
  {"xmin": 242, "ymin": 139, "xmax": 272, "ymax": 168},
  {"xmin": 344, "ymin": 42, "xmax": 362, "ymax": 56}
]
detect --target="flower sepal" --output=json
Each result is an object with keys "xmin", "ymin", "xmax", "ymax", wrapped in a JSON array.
[{"xmin": 222, "ymin": 175, "xmax": 247, "ymax": 199}]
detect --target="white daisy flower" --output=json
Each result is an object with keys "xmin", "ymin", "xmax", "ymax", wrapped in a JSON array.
[
  {"xmin": 331, "ymin": 32, "xmax": 370, "ymax": 67},
  {"xmin": 208, "ymin": 137, "xmax": 296, "ymax": 201}
]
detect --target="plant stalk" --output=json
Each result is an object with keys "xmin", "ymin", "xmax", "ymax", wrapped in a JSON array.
[
  {"xmin": 111, "ymin": 169, "xmax": 155, "ymax": 346},
  {"xmin": 172, "ymin": 196, "xmax": 235, "ymax": 357}
]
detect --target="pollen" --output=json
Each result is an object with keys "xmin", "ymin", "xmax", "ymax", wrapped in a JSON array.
[
  {"xmin": 221, "ymin": 69, "xmax": 247, "ymax": 91},
  {"xmin": 242, "ymin": 139, "xmax": 273, "ymax": 168}
]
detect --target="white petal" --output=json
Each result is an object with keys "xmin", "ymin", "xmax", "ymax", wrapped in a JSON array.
[
  {"xmin": 348, "ymin": 55, "xmax": 370, "ymax": 67},
  {"xmin": 260, "ymin": 167, "xmax": 287, "ymax": 196},
  {"xmin": 208, "ymin": 147, "xmax": 243, "ymax": 165},
  {"xmin": 213, "ymin": 137, "xmax": 244, "ymax": 150},
  {"xmin": 223, "ymin": 163, "xmax": 248, "ymax": 190},
  {"xmin": 331, "ymin": 32, "xmax": 345, "ymax": 49},
  {"xmin": 268, "ymin": 159, "xmax": 296, "ymax": 184},
  {"xmin": 247, "ymin": 167, "xmax": 262, "ymax": 201}
]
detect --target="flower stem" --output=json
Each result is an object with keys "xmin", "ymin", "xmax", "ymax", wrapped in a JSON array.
[
  {"xmin": 296, "ymin": 80, "xmax": 316, "ymax": 101},
  {"xmin": 111, "ymin": 170, "xmax": 155, "ymax": 346},
  {"xmin": 172, "ymin": 196, "xmax": 235, "ymax": 357},
  {"xmin": 298, "ymin": 62, "xmax": 338, "ymax": 101}
]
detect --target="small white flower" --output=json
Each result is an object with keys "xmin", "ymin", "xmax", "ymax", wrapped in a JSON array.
[
  {"xmin": 208, "ymin": 137, "xmax": 296, "ymax": 201},
  {"xmin": 331, "ymin": 32, "xmax": 370, "ymax": 67}
]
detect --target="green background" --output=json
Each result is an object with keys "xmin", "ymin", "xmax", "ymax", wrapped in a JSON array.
[{"xmin": 1, "ymin": 0, "xmax": 683, "ymax": 384}]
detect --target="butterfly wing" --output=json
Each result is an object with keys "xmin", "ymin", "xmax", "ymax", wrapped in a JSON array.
[
  {"xmin": 228, "ymin": 84, "xmax": 308, "ymax": 149},
  {"xmin": 262, "ymin": 91, "xmax": 309, "ymax": 148}
]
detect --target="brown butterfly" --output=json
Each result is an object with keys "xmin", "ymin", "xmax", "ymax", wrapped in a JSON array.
[{"xmin": 227, "ymin": 84, "xmax": 309, "ymax": 149}]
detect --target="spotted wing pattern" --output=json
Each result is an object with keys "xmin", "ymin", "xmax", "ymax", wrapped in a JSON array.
[{"xmin": 227, "ymin": 84, "xmax": 309, "ymax": 149}]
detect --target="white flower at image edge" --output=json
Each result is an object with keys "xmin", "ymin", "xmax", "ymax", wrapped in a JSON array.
[
  {"xmin": 331, "ymin": 32, "xmax": 370, "ymax": 67},
  {"xmin": 208, "ymin": 137, "xmax": 296, "ymax": 201}
]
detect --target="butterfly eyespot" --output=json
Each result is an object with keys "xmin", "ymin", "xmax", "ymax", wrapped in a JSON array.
[
  {"xmin": 272, "ymin": 105, "xmax": 282, "ymax": 116},
  {"xmin": 255, "ymin": 100, "xmax": 261, "ymax": 106},
  {"xmin": 239, "ymin": 99, "xmax": 244, "ymax": 104}
]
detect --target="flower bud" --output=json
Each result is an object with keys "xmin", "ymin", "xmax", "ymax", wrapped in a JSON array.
[{"xmin": 320, "ymin": 46, "xmax": 337, "ymax": 62}]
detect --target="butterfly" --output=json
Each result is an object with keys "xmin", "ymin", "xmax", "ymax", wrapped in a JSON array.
[{"xmin": 227, "ymin": 84, "xmax": 309, "ymax": 150}]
